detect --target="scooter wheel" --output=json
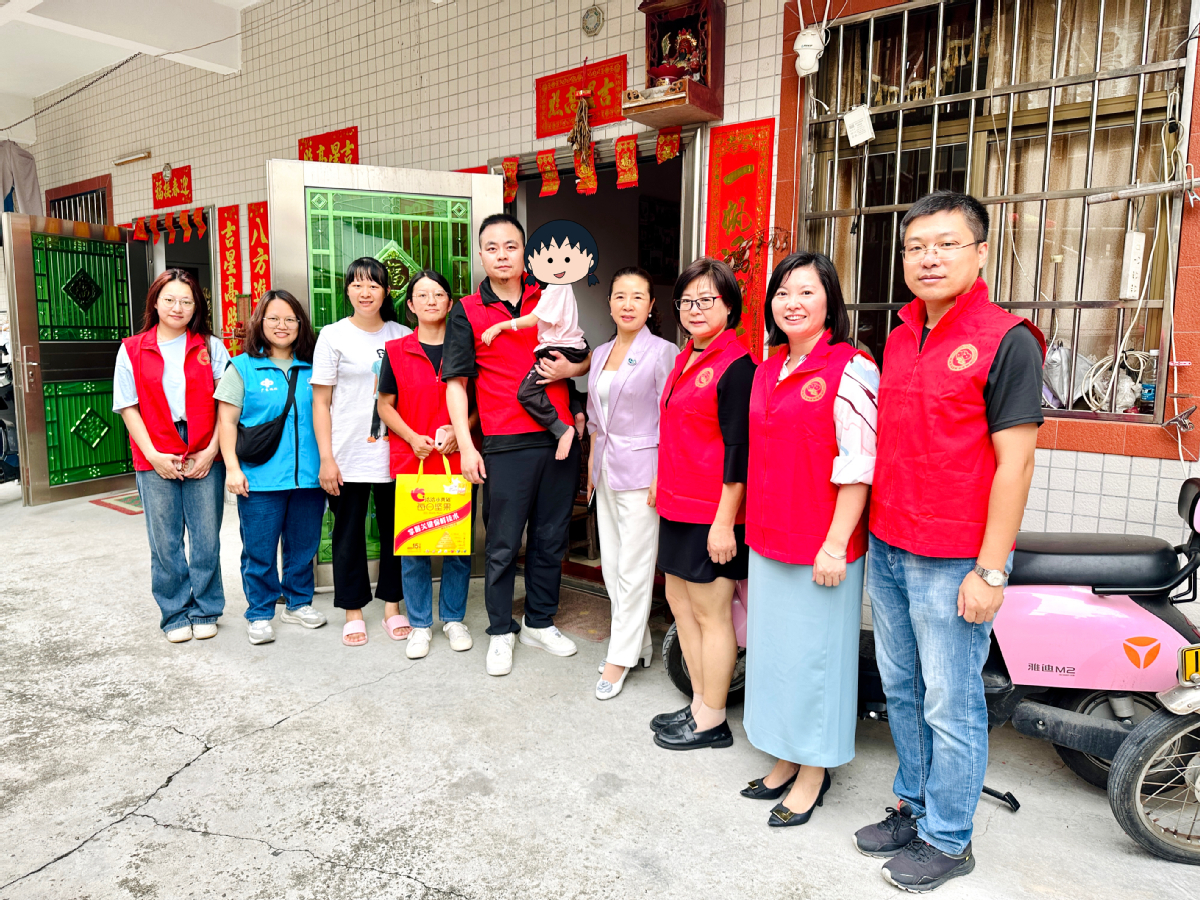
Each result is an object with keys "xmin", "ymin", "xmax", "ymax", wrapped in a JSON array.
[
  {"xmin": 662, "ymin": 622, "xmax": 746, "ymax": 705},
  {"xmin": 1108, "ymin": 707, "xmax": 1200, "ymax": 865},
  {"xmin": 1051, "ymin": 690, "xmax": 1160, "ymax": 790}
]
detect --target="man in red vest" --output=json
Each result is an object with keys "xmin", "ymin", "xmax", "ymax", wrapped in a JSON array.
[
  {"xmin": 854, "ymin": 192, "xmax": 1044, "ymax": 891},
  {"xmin": 444, "ymin": 213, "xmax": 590, "ymax": 676}
]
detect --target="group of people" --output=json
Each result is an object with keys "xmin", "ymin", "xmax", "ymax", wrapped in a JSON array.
[{"xmin": 113, "ymin": 190, "xmax": 1044, "ymax": 893}]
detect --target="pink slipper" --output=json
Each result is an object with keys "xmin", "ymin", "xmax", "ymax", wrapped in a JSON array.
[
  {"xmin": 383, "ymin": 614, "xmax": 412, "ymax": 641},
  {"xmin": 342, "ymin": 620, "xmax": 368, "ymax": 647}
]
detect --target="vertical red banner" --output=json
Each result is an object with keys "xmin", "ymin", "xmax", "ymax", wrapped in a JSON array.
[
  {"xmin": 614, "ymin": 135, "xmax": 639, "ymax": 189},
  {"xmin": 217, "ymin": 204, "xmax": 243, "ymax": 355},
  {"xmin": 656, "ymin": 127, "xmax": 682, "ymax": 164},
  {"xmin": 704, "ymin": 118, "xmax": 776, "ymax": 360},
  {"xmin": 247, "ymin": 201, "xmax": 270, "ymax": 308},
  {"xmin": 502, "ymin": 157, "xmax": 519, "ymax": 203},
  {"xmin": 536, "ymin": 150, "xmax": 560, "ymax": 197},
  {"xmin": 574, "ymin": 143, "xmax": 597, "ymax": 196}
]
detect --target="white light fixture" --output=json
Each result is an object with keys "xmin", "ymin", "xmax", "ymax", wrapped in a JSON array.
[
  {"xmin": 113, "ymin": 150, "xmax": 151, "ymax": 166},
  {"xmin": 162, "ymin": 163, "xmax": 172, "ymax": 182}
]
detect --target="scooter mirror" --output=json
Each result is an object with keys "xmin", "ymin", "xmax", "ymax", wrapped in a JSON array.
[{"xmin": 1180, "ymin": 478, "xmax": 1200, "ymax": 533}]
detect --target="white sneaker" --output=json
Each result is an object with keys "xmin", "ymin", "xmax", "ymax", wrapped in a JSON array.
[
  {"xmin": 486, "ymin": 633, "xmax": 515, "ymax": 676},
  {"xmin": 166, "ymin": 624, "xmax": 192, "ymax": 643},
  {"xmin": 247, "ymin": 620, "xmax": 275, "ymax": 645},
  {"xmin": 407, "ymin": 627, "xmax": 433, "ymax": 659},
  {"xmin": 518, "ymin": 617, "xmax": 577, "ymax": 657},
  {"xmin": 279, "ymin": 605, "xmax": 327, "ymax": 628},
  {"xmin": 443, "ymin": 621, "xmax": 473, "ymax": 651},
  {"xmin": 193, "ymin": 623, "xmax": 218, "ymax": 640}
]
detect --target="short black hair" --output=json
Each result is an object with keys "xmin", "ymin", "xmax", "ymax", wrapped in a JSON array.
[
  {"xmin": 673, "ymin": 256, "xmax": 742, "ymax": 331},
  {"xmin": 900, "ymin": 190, "xmax": 990, "ymax": 244},
  {"xmin": 343, "ymin": 257, "xmax": 397, "ymax": 322},
  {"xmin": 405, "ymin": 268, "xmax": 453, "ymax": 305},
  {"xmin": 526, "ymin": 219, "xmax": 601, "ymax": 286},
  {"xmin": 763, "ymin": 252, "xmax": 852, "ymax": 348},
  {"xmin": 479, "ymin": 212, "xmax": 525, "ymax": 244}
]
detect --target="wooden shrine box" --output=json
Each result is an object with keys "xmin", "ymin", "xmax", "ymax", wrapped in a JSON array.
[{"xmin": 621, "ymin": 0, "xmax": 725, "ymax": 128}]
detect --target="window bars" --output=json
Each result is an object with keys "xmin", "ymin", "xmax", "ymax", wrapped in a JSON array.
[{"xmin": 798, "ymin": 0, "xmax": 1196, "ymax": 421}]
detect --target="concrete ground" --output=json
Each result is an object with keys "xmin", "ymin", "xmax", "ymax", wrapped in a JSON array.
[{"xmin": 1, "ymin": 481, "xmax": 1197, "ymax": 900}]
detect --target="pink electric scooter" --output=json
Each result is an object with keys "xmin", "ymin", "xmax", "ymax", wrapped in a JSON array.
[{"xmin": 663, "ymin": 480, "xmax": 1200, "ymax": 864}]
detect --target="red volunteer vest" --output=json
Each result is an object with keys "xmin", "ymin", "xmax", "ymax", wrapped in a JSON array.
[
  {"xmin": 459, "ymin": 280, "xmax": 572, "ymax": 436},
  {"xmin": 384, "ymin": 334, "xmax": 464, "ymax": 476},
  {"xmin": 747, "ymin": 332, "xmax": 870, "ymax": 566},
  {"xmin": 870, "ymin": 278, "xmax": 1046, "ymax": 558},
  {"xmin": 656, "ymin": 329, "xmax": 750, "ymax": 524},
  {"xmin": 122, "ymin": 329, "xmax": 218, "ymax": 472}
]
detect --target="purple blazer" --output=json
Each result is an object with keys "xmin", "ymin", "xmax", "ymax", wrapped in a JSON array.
[{"xmin": 586, "ymin": 326, "xmax": 678, "ymax": 492}]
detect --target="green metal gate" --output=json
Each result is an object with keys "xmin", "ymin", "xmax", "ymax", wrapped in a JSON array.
[{"xmin": 305, "ymin": 188, "xmax": 472, "ymax": 329}]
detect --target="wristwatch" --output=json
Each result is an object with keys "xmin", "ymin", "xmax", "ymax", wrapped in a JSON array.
[{"xmin": 973, "ymin": 564, "xmax": 1008, "ymax": 587}]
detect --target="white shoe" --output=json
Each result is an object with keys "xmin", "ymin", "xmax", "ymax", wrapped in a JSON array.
[
  {"xmin": 247, "ymin": 620, "xmax": 275, "ymax": 645},
  {"xmin": 280, "ymin": 605, "xmax": 327, "ymax": 628},
  {"xmin": 598, "ymin": 644, "xmax": 653, "ymax": 674},
  {"xmin": 166, "ymin": 624, "xmax": 192, "ymax": 643},
  {"xmin": 443, "ymin": 621, "xmax": 473, "ymax": 651},
  {"xmin": 486, "ymin": 633, "xmax": 515, "ymax": 676},
  {"xmin": 193, "ymin": 623, "xmax": 218, "ymax": 640},
  {"xmin": 407, "ymin": 627, "xmax": 433, "ymax": 659},
  {"xmin": 596, "ymin": 666, "xmax": 630, "ymax": 700},
  {"xmin": 518, "ymin": 617, "xmax": 577, "ymax": 657}
]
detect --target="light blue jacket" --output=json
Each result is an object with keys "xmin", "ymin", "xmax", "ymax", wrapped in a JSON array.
[{"xmin": 230, "ymin": 353, "xmax": 320, "ymax": 491}]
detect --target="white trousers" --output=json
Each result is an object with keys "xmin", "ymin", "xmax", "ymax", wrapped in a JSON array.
[{"xmin": 595, "ymin": 467, "xmax": 659, "ymax": 668}]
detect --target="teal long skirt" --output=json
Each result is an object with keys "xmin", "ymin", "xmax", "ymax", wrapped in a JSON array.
[{"xmin": 743, "ymin": 549, "xmax": 865, "ymax": 768}]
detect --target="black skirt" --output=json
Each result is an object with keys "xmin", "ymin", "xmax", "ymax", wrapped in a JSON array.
[{"xmin": 657, "ymin": 516, "xmax": 749, "ymax": 584}]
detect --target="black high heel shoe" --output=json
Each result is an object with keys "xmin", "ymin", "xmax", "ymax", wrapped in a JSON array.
[
  {"xmin": 740, "ymin": 769, "xmax": 798, "ymax": 800},
  {"xmin": 767, "ymin": 770, "xmax": 832, "ymax": 827}
]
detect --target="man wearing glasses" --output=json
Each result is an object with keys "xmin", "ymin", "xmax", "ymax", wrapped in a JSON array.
[{"xmin": 854, "ymin": 191, "xmax": 1044, "ymax": 891}]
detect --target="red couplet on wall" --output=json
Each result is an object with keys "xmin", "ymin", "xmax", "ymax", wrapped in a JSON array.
[
  {"xmin": 535, "ymin": 55, "xmax": 628, "ymax": 139},
  {"xmin": 217, "ymin": 205, "xmax": 243, "ymax": 354},
  {"xmin": 152, "ymin": 165, "xmax": 192, "ymax": 210},
  {"xmin": 298, "ymin": 127, "xmax": 359, "ymax": 164},
  {"xmin": 247, "ymin": 201, "xmax": 270, "ymax": 307},
  {"xmin": 704, "ymin": 118, "xmax": 776, "ymax": 361}
]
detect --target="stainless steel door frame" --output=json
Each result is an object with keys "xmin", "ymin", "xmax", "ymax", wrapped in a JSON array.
[
  {"xmin": 266, "ymin": 159, "xmax": 504, "ymax": 315},
  {"xmin": 2, "ymin": 214, "xmax": 144, "ymax": 506}
]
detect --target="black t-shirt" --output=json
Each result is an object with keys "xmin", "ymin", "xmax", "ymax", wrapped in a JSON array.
[
  {"xmin": 376, "ymin": 342, "xmax": 445, "ymax": 397},
  {"xmin": 664, "ymin": 352, "xmax": 756, "ymax": 483},
  {"xmin": 920, "ymin": 324, "xmax": 1044, "ymax": 433}
]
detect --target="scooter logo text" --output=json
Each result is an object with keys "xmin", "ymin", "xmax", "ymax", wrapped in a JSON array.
[{"xmin": 1123, "ymin": 636, "xmax": 1161, "ymax": 669}]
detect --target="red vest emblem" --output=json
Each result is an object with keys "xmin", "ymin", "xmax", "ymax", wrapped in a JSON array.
[
  {"xmin": 947, "ymin": 343, "xmax": 978, "ymax": 371},
  {"xmin": 801, "ymin": 377, "xmax": 826, "ymax": 402},
  {"xmin": 694, "ymin": 367, "xmax": 714, "ymax": 389},
  {"xmin": 197, "ymin": 347, "xmax": 211, "ymax": 366}
]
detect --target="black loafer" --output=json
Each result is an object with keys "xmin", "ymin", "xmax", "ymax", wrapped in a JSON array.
[
  {"xmin": 650, "ymin": 704, "xmax": 694, "ymax": 733},
  {"xmin": 767, "ymin": 770, "xmax": 832, "ymax": 827},
  {"xmin": 653, "ymin": 718, "xmax": 734, "ymax": 750},
  {"xmin": 740, "ymin": 770, "xmax": 798, "ymax": 800}
]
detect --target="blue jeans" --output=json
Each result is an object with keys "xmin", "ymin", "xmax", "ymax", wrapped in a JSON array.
[
  {"xmin": 136, "ymin": 462, "xmax": 226, "ymax": 632},
  {"xmin": 400, "ymin": 555, "xmax": 472, "ymax": 628},
  {"xmin": 867, "ymin": 534, "xmax": 1000, "ymax": 855},
  {"xmin": 237, "ymin": 488, "xmax": 326, "ymax": 622}
]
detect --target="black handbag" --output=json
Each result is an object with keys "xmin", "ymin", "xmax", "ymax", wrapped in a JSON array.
[{"xmin": 235, "ymin": 365, "xmax": 300, "ymax": 466}]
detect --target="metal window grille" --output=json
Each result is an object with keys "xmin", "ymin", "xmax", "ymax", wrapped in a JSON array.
[
  {"xmin": 48, "ymin": 188, "xmax": 108, "ymax": 225},
  {"xmin": 799, "ymin": 0, "xmax": 1196, "ymax": 422}
]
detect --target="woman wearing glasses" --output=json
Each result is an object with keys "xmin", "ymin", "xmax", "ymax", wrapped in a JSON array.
[
  {"xmin": 216, "ymin": 290, "xmax": 329, "ymax": 645},
  {"xmin": 377, "ymin": 270, "xmax": 477, "ymax": 660},
  {"xmin": 651, "ymin": 257, "xmax": 756, "ymax": 750},
  {"xmin": 113, "ymin": 269, "xmax": 231, "ymax": 643}
]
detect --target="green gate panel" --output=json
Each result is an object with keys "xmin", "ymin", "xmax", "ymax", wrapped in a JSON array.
[
  {"xmin": 306, "ymin": 188, "xmax": 472, "ymax": 331},
  {"xmin": 43, "ymin": 380, "xmax": 134, "ymax": 486},
  {"xmin": 317, "ymin": 494, "xmax": 381, "ymax": 564},
  {"xmin": 32, "ymin": 234, "xmax": 131, "ymax": 341}
]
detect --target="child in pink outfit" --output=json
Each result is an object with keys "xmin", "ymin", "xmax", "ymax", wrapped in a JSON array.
[{"xmin": 481, "ymin": 220, "xmax": 596, "ymax": 459}]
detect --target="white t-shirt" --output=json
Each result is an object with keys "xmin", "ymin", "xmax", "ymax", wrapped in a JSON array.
[
  {"xmin": 310, "ymin": 317, "xmax": 411, "ymax": 483},
  {"xmin": 112, "ymin": 333, "xmax": 231, "ymax": 420},
  {"xmin": 533, "ymin": 283, "xmax": 587, "ymax": 351},
  {"xmin": 595, "ymin": 369, "xmax": 616, "ymax": 423}
]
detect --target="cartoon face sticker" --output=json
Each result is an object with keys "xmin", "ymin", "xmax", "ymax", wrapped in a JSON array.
[{"xmin": 527, "ymin": 237, "xmax": 594, "ymax": 285}]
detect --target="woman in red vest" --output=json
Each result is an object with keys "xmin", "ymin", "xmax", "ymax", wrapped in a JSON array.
[
  {"xmin": 113, "ymin": 269, "xmax": 231, "ymax": 643},
  {"xmin": 652, "ymin": 257, "xmax": 756, "ymax": 751},
  {"xmin": 377, "ymin": 269, "xmax": 477, "ymax": 661},
  {"xmin": 740, "ymin": 252, "xmax": 878, "ymax": 827}
]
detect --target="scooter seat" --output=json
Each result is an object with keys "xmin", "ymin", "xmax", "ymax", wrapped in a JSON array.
[{"xmin": 1010, "ymin": 532, "xmax": 1179, "ymax": 589}]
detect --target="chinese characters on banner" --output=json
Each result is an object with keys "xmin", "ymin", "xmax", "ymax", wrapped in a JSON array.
[
  {"xmin": 615, "ymin": 135, "xmax": 639, "ymax": 189},
  {"xmin": 656, "ymin": 127, "xmax": 682, "ymax": 163},
  {"xmin": 574, "ymin": 143, "xmax": 597, "ymax": 195},
  {"xmin": 535, "ymin": 56, "xmax": 627, "ymax": 139},
  {"xmin": 298, "ymin": 126, "xmax": 359, "ymax": 164},
  {"xmin": 247, "ymin": 202, "xmax": 271, "ymax": 307},
  {"xmin": 536, "ymin": 150, "xmax": 560, "ymax": 197},
  {"xmin": 704, "ymin": 118, "xmax": 776, "ymax": 360},
  {"xmin": 502, "ymin": 157, "xmax": 519, "ymax": 203},
  {"xmin": 152, "ymin": 165, "xmax": 192, "ymax": 209},
  {"xmin": 217, "ymin": 205, "xmax": 244, "ymax": 355}
]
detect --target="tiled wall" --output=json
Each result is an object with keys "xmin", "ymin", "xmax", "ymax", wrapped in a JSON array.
[
  {"xmin": 1023, "ymin": 450, "xmax": 1198, "ymax": 544},
  {"xmin": 29, "ymin": 0, "xmax": 785, "ymax": 234}
]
